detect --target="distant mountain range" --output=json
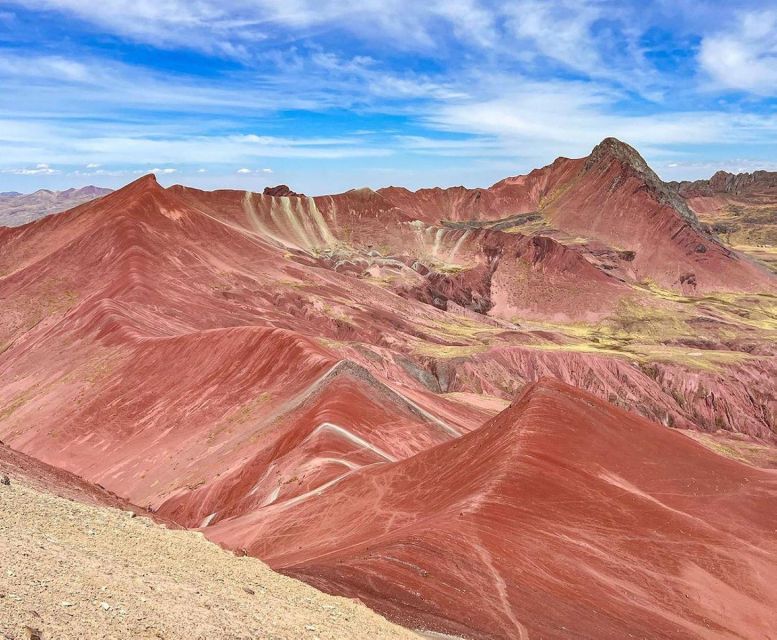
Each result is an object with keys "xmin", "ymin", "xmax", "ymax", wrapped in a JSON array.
[
  {"xmin": 1, "ymin": 138, "xmax": 776, "ymax": 639},
  {"xmin": 0, "ymin": 185, "xmax": 112, "ymax": 227}
]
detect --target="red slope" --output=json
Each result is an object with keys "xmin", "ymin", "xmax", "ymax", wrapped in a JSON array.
[
  {"xmin": 207, "ymin": 378, "xmax": 777, "ymax": 640},
  {"xmin": 169, "ymin": 181, "xmax": 629, "ymax": 321},
  {"xmin": 0, "ymin": 442, "xmax": 137, "ymax": 512},
  {"xmin": 396, "ymin": 231, "xmax": 628, "ymax": 322},
  {"xmin": 380, "ymin": 139, "xmax": 774, "ymax": 293},
  {"xmin": 378, "ymin": 156, "xmax": 581, "ymax": 224},
  {"xmin": 0, "ymin": 176, "xmax": 469, "ymax": 513},
  {"xmin": 1, "ymin": 167, "xmax": 776, "ymax": 640},
  {"xmin": 542, "ymin": 139, "xmax": 771, "ymax": 293}
]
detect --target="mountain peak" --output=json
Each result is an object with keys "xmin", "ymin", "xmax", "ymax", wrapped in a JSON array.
[
  {"xmin": 102, "ymin": 173, "xmax": 164, "ymax": 202},
  {"xmin": 263, "ymin": 184, "xmax": 304, "ymax": 198},
  {"xmin": 586, "ymin": 137, "xmax": 649, "ymax": 173},
  {"xmin": 585, "ymin": 137, "xmax": 701, "ymax": 229},
  {"xmin": 128, "ymin": 173, "xmax": 161, "ymax": 190}
]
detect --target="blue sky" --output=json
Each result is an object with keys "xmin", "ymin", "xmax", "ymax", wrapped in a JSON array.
[{"xmin": 1, "ymin": 0, "xmax": 776, "ymax": 194}]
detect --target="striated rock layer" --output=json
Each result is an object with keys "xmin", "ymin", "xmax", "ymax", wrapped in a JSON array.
[
  {"xmin": 1, "ymin": 138, "xmax": 776, "ymax": 639},
  {"xmin": 207, "ymin": 379, "xmax": 777, "ymax": 640}
]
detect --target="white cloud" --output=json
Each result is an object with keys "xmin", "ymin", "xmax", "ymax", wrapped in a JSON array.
[
  {"xmin": 0, "ymin": 54, "xmax": 93, "ymax": 82},
  {"xmin": 148, "ymin": 167, "xmax": 177, "ymax": 174},
  {"xmin": 699, "ymin": 10, "xmax": 777, "ymax": 94},
  {"xmin": 5, "ymin": 1, "xmax": 500, "ymax": 56},
  {"xmin": 2, "ymin": 1, "xmax": 777, "ymax": 194},
  {"xmin": 1, "ymin": 163, "xmax": 60, "ymax": 175},
  {"xmin": 236, "ymin": 167, "xmax": 273, "ymax": 174},
  {"xmin": 420, "ymin": 79, "xmax": 777, "ymax": 160},
  {"xmin": 504, "ymin": 2, "xmax": 604, "ymax": 75}
]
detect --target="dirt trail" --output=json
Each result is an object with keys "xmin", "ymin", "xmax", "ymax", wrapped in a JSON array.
[{"xmin": 0, "ymin": 476, "xmax": 419, "ymax": 640}]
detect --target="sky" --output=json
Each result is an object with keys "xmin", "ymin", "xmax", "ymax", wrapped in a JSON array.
[{"xmin": 1, "ymin": 0, "xmax": 777, "ymax": 194}]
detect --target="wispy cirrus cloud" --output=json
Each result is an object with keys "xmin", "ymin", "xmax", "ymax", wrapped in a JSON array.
[
  {"xmin": 1, "ymin": 1, "xmax": 777, "ymax": 192},
  {"xmin": 1, "ymin": 163, "xmax": 61, "ymax": 175},
  {"xmin": 699, "ymin": 9, "xmax": 777, "ymax": 95}
]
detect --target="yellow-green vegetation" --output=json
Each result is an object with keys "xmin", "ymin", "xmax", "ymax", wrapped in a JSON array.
[
  {"xmin": 682, "ymin": 430, "xmax": 777, "ymax": 467},
  {"xmin": 318, "ymin": 301, "xmax": 354, "ymax": 325},
  {"xmin": 413, "ymin": 342, "xmax": 489, "ymax": 359},
  {"xmin": 699, "ymin": 203, "xmax": 777, "ymax": 272},
  {"xmin": 627, "ymin": 345, "xmax": 753, "ymax": 371},
  {"xmin": 409, "ymin": 312, "xmax": 505, "ymax": 359},
  {"xmin": 696, "ymin": 438, "xmax": 748, "ymax": 462},
  {"xmin": 206, "ymin": 392, "xmax": 273, "ymax": 443},
  {"xmin": 0, "ymin": 391, "xmax": 30, "ymax": 422},
  {"xmin": 435, "ymin": 263, "xmax": 466, "ymax": 274},
  {"xmin": 607, "ymin": 296, "xmax": 691, "ymax": 340},
  {"xmin": 538, "ymin": 179, "xmax": 575, "ymax": 212},
  {"xmin": 315, "ymin": 336, "xmax": 349, "ymax": 351},
  {"xmin": 510, "ymin": 284, "xmax": 775, "ymax": 372},
  {"xmin": 422, "ymin": 314, "xmax": 502, "ymax": 341},
  {"xmin": 275, "ymin": 278, "xmax": 306, "ymax": 289}
]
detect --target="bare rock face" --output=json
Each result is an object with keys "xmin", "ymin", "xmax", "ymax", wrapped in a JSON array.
[
  {"xmin": 672, "ymin": 170, "xmax": 777, "ymax": 198},
  {"xmin": 0, "ymin": 139, "xmax": 775, "ymax": 640},
  {"xmin": 262, "ymin": 185, "xmax": 304, "ymax": 197},
  {"xmin": 584, "ymin": 137, "xmax": 702, "ymax": 230}
]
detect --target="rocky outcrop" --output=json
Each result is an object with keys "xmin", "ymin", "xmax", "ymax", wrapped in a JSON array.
[
  {"xmin": 263, "ymin": 184, "xmax": 305, "ymax": 197},
  {"xmin": 671, "ymin": 170, "xmax": 777, "ymax": 199}
]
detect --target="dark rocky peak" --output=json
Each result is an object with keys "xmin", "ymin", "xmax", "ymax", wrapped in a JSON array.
[
  {"xmin": 263, "ymin": 185, "xmax": 304, "ymax": 198},
  {"xmin": 585, "ymin": 137, "xmax": 701, "ymax": 230}
]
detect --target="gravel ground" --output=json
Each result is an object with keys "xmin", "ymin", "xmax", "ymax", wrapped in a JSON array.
[{"xmin": 0, "ymin": 476, "xmax": 419, "ymax": 640}]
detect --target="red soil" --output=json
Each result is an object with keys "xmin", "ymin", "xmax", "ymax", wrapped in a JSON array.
[
  {"xmin": 0, "ymin": 442, "xmax": 135, "ymax": 512},
  {"xmin": 208, "ymin": 379, "xmax": 777, "ymax": 640},
  {"xmin": 381, "ymin": 139, "xmax": 774, "ymax": 293},
  {"xmin": 1, "ymin": 142, "xmax": 776, "ymax": 639}
]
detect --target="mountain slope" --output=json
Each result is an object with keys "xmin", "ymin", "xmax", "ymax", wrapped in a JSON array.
[
  {"xmin": 0, "ymin": 148, "xmax": 776, "ymax": 640},
  {"xmin": 0, "ymin": 185, "xmax": 111, "ymax": 227},
  {"xmin": 0, "ymin": 447, "xmax": 418, "ymax": 640},
  {"xmin": 207, "ymin": 378, "xmax": 777, "ymax": 640},
  {"xmin": 672, "ymin": 170, "xmax": 777, "ymax": 274},
  {"xmin": 380, "ymin": 139, "xmax": 773, "ymax": 293}
]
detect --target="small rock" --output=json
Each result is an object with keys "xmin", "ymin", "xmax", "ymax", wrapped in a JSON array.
[
  {"xmin": 242, "ymin": 587, "xmax": 255, "ymax": 595},
  {"xmin": 60, "ymin": 601, "xmax": 74, "ymax": 608},
  {"xmin": 305, "ymin": 625, "xmax": 317, "ymax": 632},
  {"xmin": 100, "ymin": 602, "xmax": 111, "ymax": 611},
  {"xmin": 23, "ymin": 627, "xmax": 42, "ymax": 640},
  {"xmin": 0, "ymin": 474, "xmax": 9, "ymax": 486}
]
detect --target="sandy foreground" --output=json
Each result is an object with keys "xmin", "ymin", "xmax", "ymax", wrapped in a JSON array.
[{"xmin": 0, "ymin": 477, "xmax": 419, "ymax": 640}]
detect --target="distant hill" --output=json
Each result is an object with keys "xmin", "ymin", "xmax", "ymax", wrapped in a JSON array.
[
  {"xmin": 1, "ymin": 140, "xmax": 776, "ymax": 640},
  {"xmin": 0, "ymin": 185, "xmax": 112, "ymax": 227}
]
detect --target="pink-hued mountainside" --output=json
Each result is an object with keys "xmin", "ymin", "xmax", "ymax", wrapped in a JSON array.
[{"xmin": 1, "ymin": 139, "xmax": 776, "ymax": 639}]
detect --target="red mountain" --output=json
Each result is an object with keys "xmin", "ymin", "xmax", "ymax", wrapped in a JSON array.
[
  {"xmin": 206, "ymin": 378, "xmax": 777, "ymax": 640},
  {"xmin": 380, "ymin": 139, "xmax": 773, "ymax": 293},
  {"xmin": 1, "ymin": 140, "xmax": 776, "ymax": 639}
]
